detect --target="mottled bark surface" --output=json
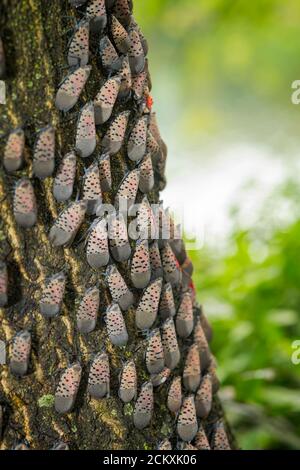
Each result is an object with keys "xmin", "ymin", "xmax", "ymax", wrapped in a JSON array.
[{"xmin": 0, "ymin": 0, "xmax": 234, "ymax": 450}]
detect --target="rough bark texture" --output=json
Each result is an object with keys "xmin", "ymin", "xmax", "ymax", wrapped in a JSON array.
[{"xmin": 0, "ymin": 0, "xmax": 235, "ymax": 450}]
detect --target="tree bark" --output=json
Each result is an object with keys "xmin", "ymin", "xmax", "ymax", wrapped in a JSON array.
[{"xmin": 0, "ymin": 0, "xmax": 234, "ymax": 450}]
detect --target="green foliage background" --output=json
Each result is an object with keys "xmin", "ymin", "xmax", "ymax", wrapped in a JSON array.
[{"xmin": 135, "ymin": 0, "xmax": 300, "ymax": 449}]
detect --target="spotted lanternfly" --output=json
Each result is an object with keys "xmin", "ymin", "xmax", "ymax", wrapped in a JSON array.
[
  {"xmin": 13, "ymin": 178, "xmax": 37, "ymax": 228},
  {"xmin": 101, "ymin": 110, "xmax": 130, "ymax": 155},
  {"xmin": 180, "ymin": 442, "xmax": 198, "ymax": 451},
  {"xmin": 167, "ymin": 376, "xmax": 182, "ymax": 414},
  {"xmin": 51, "ymin": 441, "xmax": 69, "ymax": 450},
  {"xmin": 10, "ymin": 330, "xmax": 31, "ymax": 377},
  {"xmin": 127, "ymin": 115, "xmax": 147, "ymax": 162},
  {"xmin": 161, "ymin": 243, "xmax": 181, "ymax": 287},
  {"xmin": 181, "ymin": 257, "xmax": 194, "ymax": 290},
  {"xmin": 151, "ymin": 366, "xmax": 171, "ymax": 387},
  {"xmin": 139, "ymin": 153, "xmax": 154, "ymax": 194},
  {"xmin": 115, "ymin": 168, "xmax": 139, "ymax": 213},
  {"xmin": 33, "ymin": 125, "xmax": 55, "ymax": 179},
  {"xmin": 94, "ymin": 76, "xmax": 121, "ymax": 125},
  {"xmin": 0, "ymin": 37, "xmax": 5, "ymax": 78},
  {"xmin": 159, "ymin": 282, "xmax": 175, "ymax": 320},
  {"xmin": 157, "ymin": 205, "xmax": 169, "ymax": 248},
  {"xmin": 53, "ymin": 152, "xmax": 77, "ymax": 202},
  {"xmin": 111, "ymin": 15, "xmax": 131, "ymax": 54},
  {"xmin": 176, "ymin": 291, "xmax": 194, "ymax": 338},
  {"xmin": 161, "ymin": 317, "xmax": 180, "ymax": 370},
  {"xmin": 119, "ymin": 55, "xmax": 132, "ymax": 99},
  {"xmin": 99, "ymin": 36, "xmax": 122, "ymax": 74},
  {"xmin": 149, "ymin": 112, "xmax": 166, "ymax": 153},
  {"xmin": 105, "ymin": 302, "xmax": 128, "ymax": 346},
  {"xmin": 112, "ymin": 0, "xmax": 131, "ymax": 27},
  {"xmin": 157, "ymin": 439, "xmax": 172, "ymax": 451},
  {"xmin": 131, "ymin": 239, "xmax": 151, "ymax": 289},
  {"xmin": 194, "ymin": 424, "xmax": 211, "ymax": 450},
  {"xmin": 86, "ymin": 217, "xmax": 109, "ymax": 268},
  {"xmin": 75, "ymin": 102, "xmax": 96, "ymax": 158},
  {"xmin": 212, "ymin": 421, "xmax": 231, "ymax": 450},
  {"xmin": 105, "ymin": 0, "xmax": 116, "ymax": 10},
  {"xmin": 135, "ymin": 277, "xmax": 162, "ymax": 330},
  {"xmin": 67, "ymin": 19, "xmax": 89, "ymax": 67},
  {"xmin": 49, "ymin": 200, "xmax": 87, "ymax": 247},
  {"xmin": 86, "ymin": 0, "xmax": 107, "ymax": 33},
  {"xmin": 0, "ymin": 404, "xmax": 3, "ymax": 436},
  {"xmin": 88, "ymin": 351, "xmax": 110, "ymax": 398},
  {"xmin": 132, "ymin": 70, "xmax": 147, "ymax": 101},
  {"xmin": 128, "ymin": 28, "xmax": 145, "ymax": 76},
  {"xmin": 55, "ymin": 66, "xmax": 91, "ymax": 112},
  {"xmin": 55, "ymin": 363, "xmax": 82, "ymax": 414},
  {"xmin": 170, "ymin": 227, "xmax": 187, "ymax": 265},
  {"xmin": 13, "ymin": 443, "xmax": 30, "ymax": 450},
  {"xmin": 105, "ymin": 264, "xmax": 133, "ymax": 310},
  {"xmin": 195, "ymin": 373, "xmax": 212, "ymax": 418},
  {"xmin": 149, "ymin": 242, "xmax": 163, "ymax": 280},
  {"xmin": 146, "ymin": 130, "xmax": 160, "ymax": 164},
  {"xmin": 200, "ymin": 310, "xmax": 213, "ymax": 343},
  {"xmin": 76, "ymin": 286, "xmax": 99, "ymax": 333},
  {"xmin": 183, "ymin": 343, "xmax": 201, "ymax": 393},
  {"xmin": 119, "ymin": 359, "xmax": 137, "ymax": 403},
  {"xmin": 39, "ymin": 272, "xmax": 66, "ymax": 318},
  {"xmin": 108, "ymin": 213, "xmax": 131, "ymax": 262},
  {"xmin": 82, "ymin": 161, "xmax": 102, "ymax": 215},
  {"xmin": 136, "ymin": 195, "xmax": 157, "ymax": 240},
  {"xmin": 3, "ymin": 128, "xmax": 25, "ymax": 173},
  {"xmin": 177, "ymin": 395, "xmax": 198, "ymax": 442},
  {"xmin": 0, "ymin": 261, "xmax": 8, "ymax": 307},
  {"xmin": 99, "ymin": 153, "xmax": 112, "ymax": 192},
  {"xmin": 207, "ymin": 359, "xmax": 220, "ymax": 394},
  {"xmin": 133, "ymin": 381, "xmax": 153, "ymax": 430},
  {"xmin": 193, "ymin": 316, "xmax": 210, "ymax": 372},
  {"xmin": 145, "ymin": 328, "xmax": 164, "ymax": 374}
]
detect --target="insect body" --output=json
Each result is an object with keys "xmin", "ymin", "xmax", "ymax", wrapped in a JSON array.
[
  {"xmin": 105, "ymin": 302, "xmax": 128, "ymax": 346},
  {"xmin": 13, "ymin": 178, "xmax": 37, "ymax": 228},
  {"xmin": 53, "ymin": 152, "xmax": 77, "ymax": 202},
  {"xmin": 86, "ymin": 217, "xmax": 109, "ymax": 268},
  {"xmin": 94, "ymin": 76, "xmax": 121, "ymax": 125},
  {"xmin": 118, "ymin": 359, "xmax": 137, "ymax": 403},
  {"xmin": 101, "ymin": 110, "xmax": 130, "ymax": 155},
  {"xmin": 82, "ymin": 161, "xmax": 102, "ymax": 215},
  {"xmin": 67, "ymin": 19, "xmax": 89, "ymax": 67},
  {"xmin": 131, "ymin": 239, "xmax": 151, "ymax": 289},
  {"xmin": 0, "ymin": 261, "xmax": 8, "ymax": 307},
  {"xmin": 10, "ymin": 330, "xmax": 31, "ymax": 377},
  {"xmin": 161, "ymin": 317, "xmax": 180, "ymax": 370},
  {"xmin": 105, "ymin": 264, "xmax": 133, "ymax": 310},
  {"xmin": 127, "ymin": 116, "xmax": 147, "ymax": 162},
  {"xmin": 177, "ymin": 395, "xmax": 198, "ymax": 442},
  {"xmin": 133, "ymin": 381, "xmax": 153, "ymax": 430}
]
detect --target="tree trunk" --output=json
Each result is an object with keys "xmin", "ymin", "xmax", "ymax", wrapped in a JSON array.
[{"xmin": 0, "ymin": 0, "xmax": 234, "ymax": 450}]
